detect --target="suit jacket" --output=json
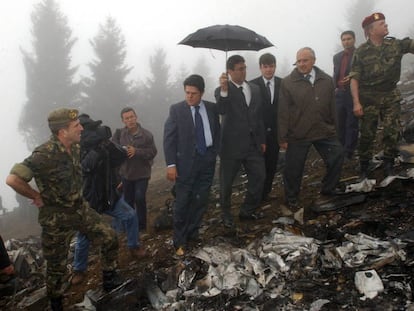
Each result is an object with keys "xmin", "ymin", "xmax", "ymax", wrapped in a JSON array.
[
  {"xmin": 163, "ymin": 100, "xmax": 220, "ymax": 179},
  {"xmin": 333, "ymin": 49, "xmax": 354, "ymax": 90},
  {"xmin": 250, "ymin": 76, "xmax": 282, "ymax": 136},
  {"xmin": 215, "ymin": 81, "xmax": 265, "ymax": 159}
]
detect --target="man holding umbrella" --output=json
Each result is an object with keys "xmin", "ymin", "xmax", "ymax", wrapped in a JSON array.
[{"xmin": 215, "ymin": 55, "xmax": 266, "ymax": 228}]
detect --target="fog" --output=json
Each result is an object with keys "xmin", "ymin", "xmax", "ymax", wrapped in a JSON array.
[{"xmin": 0, "ymin": 0, "xmax": 413, "ymax": 210}]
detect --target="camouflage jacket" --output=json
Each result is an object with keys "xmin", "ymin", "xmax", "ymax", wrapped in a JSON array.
[
  {"xmin": 10, "ymin": 135, "xmax": 83, "ymax": 213},
  {"xmin": 350, "ymin": 37, "xmax": 414, "ymax": 92}
]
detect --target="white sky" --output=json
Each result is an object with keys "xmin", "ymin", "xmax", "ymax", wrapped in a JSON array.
[{"xmin": 0, "ymin": 0, "xmax": 413, "ymax": 209}]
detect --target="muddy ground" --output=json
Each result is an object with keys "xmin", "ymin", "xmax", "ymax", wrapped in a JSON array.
[{"xmin": 4, "ymin": 147, "xmax": 414, "ymax": 310}]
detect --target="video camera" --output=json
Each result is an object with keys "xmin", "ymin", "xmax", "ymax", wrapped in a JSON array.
[
  {"xmin": 95, "ymin": 125, "xmax": 112, "ymax": 142},
  {"xmin": 79, "ymin": 114, "xmax": 127, "ymax": 164}
]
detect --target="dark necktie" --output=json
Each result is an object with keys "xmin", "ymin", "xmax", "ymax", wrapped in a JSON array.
[
  {"xmin": 305, "ymin": 74, "xmax": 311, "ymax": 81},
  {"xmin": 239, "ymin": 86, "xmax": 247, "ymax": 105},
  {"xmin": 194, "ymin": 105, "xmax": 207, "ymax": 155},
  {"xmin": 338, "ymin": 50, "xmax": 350, "ymax": 89},
  {"xmin": 266, "ymin": 81, "xmax": 272, "ymax": 104}
]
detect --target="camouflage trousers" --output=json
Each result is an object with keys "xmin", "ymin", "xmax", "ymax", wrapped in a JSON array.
[
  {"xmin": 358, "ymin": 88, "xmax": 402, "ymax": 161},
  {"xmin": 41, "ymin": 203, "xmax": 118, "ymax": 298}
]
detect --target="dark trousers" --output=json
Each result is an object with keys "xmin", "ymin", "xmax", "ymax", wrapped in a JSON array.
[
  {"xmin": 173, "ymin": 150, "xmax": 216, "ymax": 248},
  {"xmin": 0, "ymin": 235, "xmax": 11, "ymax": 270},
  {"xmin": 284, "ymin": 138, "xmax": 344, "ymax": 202},
  {"xmin": 220, "ymin": 144, "xmax": 265, "ymax": 220},
  {"xmin": 336, "ymin": 90, "xmax": 359, "ymax": 157},
  {"xmin": 123, "ymin": 178, "xmax": 149, "ymax": 231},
  {"xmin": 263, "ymin": 131, "xmax": 280, "ymax": 199}
]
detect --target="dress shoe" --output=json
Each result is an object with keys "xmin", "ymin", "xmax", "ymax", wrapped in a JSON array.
[
  {"xmin": 286, "ymin": 199, "xmax": 299, "ymax": 208},
  {"xmin": 188, "ymin": 235, "xmax": 202, "ymax": 246},
  {"xmin": 320, "ymin": 188, "xmax": 344, "ymax": 196},
  {"xmin": 175, "ymin": 246, "xmax": 185, "ymax": 257},
  {"xmin": 71, "ymin": 271, "xmax": 86, "ymax": 286},
  {"xmin": 222, "ymin": 218, "xmax": 235, "ymax": 228},
  {"xmin": 129, "ymin": 247, "xmax": 147, "ymax": 259},
  {"xmin": 262, "ymin": 194, "xmax": 277, "ymax": 203},
  {"xmin": 239, "ymin": 211, "xmax": 265, "ymax": 221}
]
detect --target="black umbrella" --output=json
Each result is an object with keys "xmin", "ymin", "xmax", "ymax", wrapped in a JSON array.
[{"xmin": 178, "ymin": 24, "xmax": 273, "ymax": 63}]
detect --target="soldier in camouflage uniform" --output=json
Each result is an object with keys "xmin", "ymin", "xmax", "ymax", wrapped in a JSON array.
[
  {"xmin": 350, "ymin": 12, "xmax": 414, "ymax": 178},
  {"xmin": 6, "ymin": 108, "xmax": 121, "ymax": 311}
]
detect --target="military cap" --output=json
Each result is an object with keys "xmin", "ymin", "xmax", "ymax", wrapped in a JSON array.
[
  {"xmin": 362, "ymin": 12, "xmax": 385, "ymax": 28},
  {"xmin": 48, "ymin": 108, "xmax": 79, "ymax": 127}
]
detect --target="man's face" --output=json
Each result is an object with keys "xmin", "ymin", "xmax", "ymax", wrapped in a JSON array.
[
  {"xmin": 260, "ymin": 63, "xmax": 276, "ymax": 80},
  {"xmin": 370, "ymin": 19, "xmax": 389, "ymax": 37},
  {"xmin": 228, "ymin": 62, "xmax": 247, "ymax": 85},
  {"xmin": 341, "ymin": 34, "xmax": 355, "ymax": 50},
  {"xmin": 296, "ymin": 50, "xmax": 315, "ymax": 75},
  {"xmin": 121, "ymin": 110, "xmax": 138, "ymax": 130},
  {"xmin": 185, "ymin": 85, "xmax": 203, "ymax": 106},
  {"xmin": 63, "ymin": 120, "xmax": 83, "ymax": 144}
]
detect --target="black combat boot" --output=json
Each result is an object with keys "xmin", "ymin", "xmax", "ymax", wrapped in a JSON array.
[
  {"xmin": 50, "ymin": 296, "xmax": 63, "ymax": 311},
  {"xmin": 359, "ymin": 160, "xmax": 369, "ymax": 180},
  {"xmin": 383, "ymin": 157, "xmax": 395, "ymax": 177},
  {"xmin": 102, "ymin": 270, "xmax": 123, "ymax": 292}
]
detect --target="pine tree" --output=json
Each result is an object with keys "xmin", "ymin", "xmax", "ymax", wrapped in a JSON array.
[
  {"xmin": 139, "ymin": 48, "xmax": 172, "ymax": 157},
  {"xmin": 345, "ymin": 0, "xmax": 376, "ymax": 46},
  {"xmin": 82, "ymin": 16, "xmax": 133, "ymax": 130},
  {"xmin": 170, "ymin": 64, "xmax": 189, "ymax": 104},
  {"xmin": 193, "ymin": 56, "xmax": 215, "ymax": 102},
  {"xmin": 20, "ymin": 0, "xmax": 79, "ymax": 149}
]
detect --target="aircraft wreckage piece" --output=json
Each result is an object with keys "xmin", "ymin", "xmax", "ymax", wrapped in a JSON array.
[
  {"xmin": 345, "ymin": 178, "xmax": 377, "ymax": 193},
  {"xmin": 354, "ymin": 269, "xmax": 384, "ymax": 300},
  {"xmin": 310, "ymin": 193, "xmax": 366, "ymax": 212},
  {"xmin": 378, "ymin": 168, "xmax": 414, "ymax": 187},
  {"xmin": 73, "ymin": 278, "xmax": 141, "ymax": 311},
  {"xmin": 190, "ymin": 229, "xmax": 320, "ymax": 300},
  {"xmin": 335, "ymin": 232, "xmax": 406, "ymax": 268}
]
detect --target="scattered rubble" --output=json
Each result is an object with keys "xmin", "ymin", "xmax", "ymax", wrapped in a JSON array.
[{"xmin": 1, "ymin": 85, "xmax": 414, "ymax": 310}]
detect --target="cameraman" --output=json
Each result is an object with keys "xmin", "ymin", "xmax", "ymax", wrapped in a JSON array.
[{"xmin": 72, "ymin": 114, "xmax": 146, "ymax": 286}]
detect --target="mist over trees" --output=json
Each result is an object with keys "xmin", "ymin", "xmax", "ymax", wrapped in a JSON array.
[
  {"xmin": 81, "ymin": 16, "xmax": 133, "ymax": 130},
  {"xmin": 133, "ymin": 48, "xmax": 172, "ymax": 153},
  {"xmin": 345, "ymin": 0, "xmax": 375, "ymax": 46},
  {"xmin": 20, "ymin": 0, "xmax": 79, "ymax": 149},
  {"xmin": 17, "ymin": 0, "xmax": 414, "ymax": 161}
]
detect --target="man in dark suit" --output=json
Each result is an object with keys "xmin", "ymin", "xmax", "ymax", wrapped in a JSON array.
[
  {"xmin": 333, "ymin": 30, "xmax": 358, "ymax": 160},
  {"xmin": 164, "ymin": 74, "xmax": 220, "ymax": 256},
  {"xmin": 250, "ymin": 53, "xmax": 282, "ymax": 202},
  {"xmin": 215, "ymin": 55, "xmax": 266, "ymax": 228}
]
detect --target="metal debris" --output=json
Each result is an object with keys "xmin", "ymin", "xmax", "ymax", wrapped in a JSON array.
[
  {"xmin": 336, "ymin": 232, "xmax": 406, "ymax": 268},
  {"xmin": 354, "ymin": 269, "xmax": 384, "ymax": 300}
]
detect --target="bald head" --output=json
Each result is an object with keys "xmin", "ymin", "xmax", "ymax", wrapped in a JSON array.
[{"xmin": 295, "ymin": 47, "xmax": 316, "ymax": 75}]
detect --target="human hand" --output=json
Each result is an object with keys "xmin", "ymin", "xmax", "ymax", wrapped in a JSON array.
[
  {"xmin": 341, "ymin": 75, "xmax": 351, "ymax": 85},
  {"xmin": 1, "ymin": 265, "xmax": 14, "ymax": 276},
  {"xmin": 353, "ymin": 102, "xmax": 363, "ymax": 117},
  {"xmin": 279, "ymin": 142, "xmax": 288, "ymax": 151},
  {"xmin": 166, "ymin": 166, "xmax": 177, "ymax": 182},
  {"xmin": 126, "ymin": 145, "xmax": 136, "ymax": 158},
  {"xmin": 219, "ymin": 73, "xmax": 228, "ymax": 92},
  {"xmin": 32, "ymin": 193, "xmax": 44, "ymax": 208},
  {"xmin": 116, "ymin": 182, "xmax": 123, "ymax": 192}
]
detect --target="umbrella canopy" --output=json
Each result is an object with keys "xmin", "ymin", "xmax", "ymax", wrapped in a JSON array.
[{"xmin": 178, "ymin": 24, "xmax": 273, "ymax": 52}]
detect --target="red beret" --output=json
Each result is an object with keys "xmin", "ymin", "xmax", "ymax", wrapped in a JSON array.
[{"xmin": 362, "ymin": 12, "xmax": 385, "ymax": 28}]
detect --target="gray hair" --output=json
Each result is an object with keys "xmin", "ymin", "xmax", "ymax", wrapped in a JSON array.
[{"xmin": 297, "ymin": 47, "xmax": 316, "ymax": 59}]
